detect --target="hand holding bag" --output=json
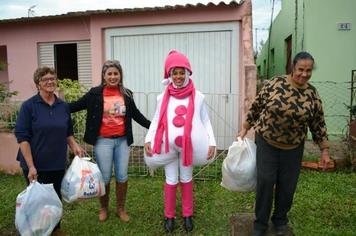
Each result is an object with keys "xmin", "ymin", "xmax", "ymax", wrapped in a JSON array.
[
  {"xmin": 221, "ymin": 137, "xmax": 257, "ymax": 192},
  {"xmin": 61, "ymin": 156, "xmax": 105, "ymax": 203},
  {"xmin": 15, "ymin": 181, "xmax": 63, "ymax": 236}
]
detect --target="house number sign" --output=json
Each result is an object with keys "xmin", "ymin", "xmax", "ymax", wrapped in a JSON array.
[{"xmin": 337, "ymin": 23, "xmax": 351, "ymax": 30}]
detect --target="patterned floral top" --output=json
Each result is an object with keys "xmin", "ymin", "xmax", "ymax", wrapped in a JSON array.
[{"xmin": 243, "ymin": 75, "xmax": 329, "ymax": 150}]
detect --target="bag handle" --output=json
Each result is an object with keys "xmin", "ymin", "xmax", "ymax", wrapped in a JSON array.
[
  {"xmin": 75, "ymin": 149, "xmax": 95, "ymax": 162},
  {"xmin": 75, "ymin": 155, "xmax": 91, "ymax": 161}
]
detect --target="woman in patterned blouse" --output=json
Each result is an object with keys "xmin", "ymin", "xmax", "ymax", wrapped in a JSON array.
[{"xmin": 238, "ymin": 51, "xmax": 331, "ymax": 236}]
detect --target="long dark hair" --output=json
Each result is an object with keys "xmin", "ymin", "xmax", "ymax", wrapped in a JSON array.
[{"xmin": 101, "ymin": 60, "xmax": 131, "ymax": 98}]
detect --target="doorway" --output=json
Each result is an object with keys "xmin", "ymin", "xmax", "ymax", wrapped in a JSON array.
[
  {"xmin": 285, "ymin": 35, "xmax": 292, "ymax": 74},
  {"xmin": 54, "ymin": 44, "xmax": 78, "ymax": 81}
]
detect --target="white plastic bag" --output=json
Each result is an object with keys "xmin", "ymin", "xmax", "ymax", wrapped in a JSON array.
[
  {"xmin": 61, "ymin": 156, "xmax": 105, "ymax": 203},
  {"xmin": 15, "ymin": 181, "xmax": 63, "ymax": 236},
  {"xmin": 221, "ymin": 137, "xmax": 257, "ymax": 192}
]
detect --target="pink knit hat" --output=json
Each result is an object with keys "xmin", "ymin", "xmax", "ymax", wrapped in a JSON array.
[{"xmin": 164, "ymin": 50, "xmax": 192, "ymax": 79}]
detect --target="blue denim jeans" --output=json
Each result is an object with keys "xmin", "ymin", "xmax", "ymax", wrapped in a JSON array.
[{"xmin": 94, "ymin": 136, "xmax": 130, "ymax": 184}]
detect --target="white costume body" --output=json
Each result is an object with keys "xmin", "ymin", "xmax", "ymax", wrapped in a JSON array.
[{"xmin": 145, "ymin": 90, "xmax": 216, "ymax": 185}]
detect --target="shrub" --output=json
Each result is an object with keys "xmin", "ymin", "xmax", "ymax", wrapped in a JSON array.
[
  {"xmin": 0, "ymin": 81, "xmax": 18, "ymax": 103},
  {"xmin": 0, "ymin": 61, "xmax": 6, "ymax": 71},
  {"xmin": 0, "ymin": 62, "xmax": 18, "ymax": 102},
  {"xmin": 0, "ymin": 103, "xmax": 20, "ymax": 131},
  {"xmin": 58, "ymin": 79, "xmax": 88, "ymax": 141},
  {"xmin": 0, "ymin": 80, "xmax": 19, "ymax": 131}
]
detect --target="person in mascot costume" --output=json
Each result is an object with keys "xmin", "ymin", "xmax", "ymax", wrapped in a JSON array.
[{"xmin": 144, "ymin": 50, "xmax": 216, "ymax": 233}]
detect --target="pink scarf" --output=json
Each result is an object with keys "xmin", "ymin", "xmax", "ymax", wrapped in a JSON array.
[{"xmin": 153, "ymin": 80, "xmax": 195, "ymax": 166}]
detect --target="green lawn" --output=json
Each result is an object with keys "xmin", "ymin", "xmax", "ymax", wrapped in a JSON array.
[{"xmin": 0, "ymin": 170, "xmax": 355, "ymax": 236}]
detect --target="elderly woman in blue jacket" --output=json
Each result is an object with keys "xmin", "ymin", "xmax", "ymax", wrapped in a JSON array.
[{"xmin": 15, "ymin": 66, "xmax": 83, "ymax": 235}]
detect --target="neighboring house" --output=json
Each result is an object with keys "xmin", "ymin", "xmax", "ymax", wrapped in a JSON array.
[
  {"xmin": 256, "ymin": 0, "xmax": 356, "ymax": 137},
  {"xmin": 0, "ymin": 0, "xmax": 256, "ymax": 148}
]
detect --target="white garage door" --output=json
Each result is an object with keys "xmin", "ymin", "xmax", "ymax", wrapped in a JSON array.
[{"xmin": 105, "ymin": 22, "xmax": 239, "ymax": 149}]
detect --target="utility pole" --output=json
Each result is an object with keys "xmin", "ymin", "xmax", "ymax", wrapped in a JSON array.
[
  {"xmin": 254, "ymin": 27, "xmax": 269, "ymax": 54},
  {"xmin": 255, "ymin": 28, "xmax": 257, "ymax": 53}
]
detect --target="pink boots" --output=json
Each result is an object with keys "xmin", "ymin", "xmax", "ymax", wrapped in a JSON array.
[
  {"xmin": 164, "ymin": 183, "xmax": 177, "ymax": 233},
  {"xmin": 164, "ymin": 181, "xmax": 194, "ymax": 233},
  {"xmin": 181, "ymin": 181, "xmax": 194, "ymax": 232},
  {"xmin": 181, "ymin": 181, "xmax": 193, "ymax": 217}
]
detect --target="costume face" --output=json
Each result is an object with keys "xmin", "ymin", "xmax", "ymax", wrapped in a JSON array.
[
  {"xmin": 291, "ymin": 59, "xmax": 314, "ymax": 86},
  {"xmin": 38, "ymin": 73, "xmax": 57, "ymax": 93},
  {"xmin": 172, "ymin": 67, "xmax": 186, "ymax": 88},
  {"xmin": 103, "ymin": 67, "xmax": 121, "ymax": 87}
]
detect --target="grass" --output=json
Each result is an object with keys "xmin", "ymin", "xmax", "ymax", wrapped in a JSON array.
[
  {"xmin": 302, "ymin": 153, "xmax": 321, "ymax": 162},
  {"xmin": 0, "ymin": 170, "xmax": 355, "ymax": 236}
]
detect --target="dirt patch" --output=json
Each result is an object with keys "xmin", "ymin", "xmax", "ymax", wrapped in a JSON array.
[
  {"xmin": 304, "ymin": 140, "xmax": 351, "ymax": 169},
  {"xmin": 0, "ymin": 227, "xmax": 20, "ymax": 236},
  {"xmin": 230, "ymin": 213, "xmax": 294, "ymax": 236}
]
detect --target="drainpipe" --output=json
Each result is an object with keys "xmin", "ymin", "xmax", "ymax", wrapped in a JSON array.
[
  {"xmin": 301, "ymin": 0, "xmax": 305, "ymax": 50},
  {"xmin": 294, "ymin": 0, "xmax": 298, "ymax": 53},
  {"xmin": 266, "ymin": 0, "xmax": 275, "ymax": 80}
]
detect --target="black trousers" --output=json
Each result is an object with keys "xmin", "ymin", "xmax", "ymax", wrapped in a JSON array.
[
  {"xmin": 254, "ymin": 135, "xmax": 304, "ymax": 231},
  {"xmin": 22, "ymin": 169, "xmax": 65, "ymax": 230}
]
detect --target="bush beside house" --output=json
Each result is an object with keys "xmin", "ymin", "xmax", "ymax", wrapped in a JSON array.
[{"xmin": 0, "ymin": 61, "xmax": 21, "ymax": 174}]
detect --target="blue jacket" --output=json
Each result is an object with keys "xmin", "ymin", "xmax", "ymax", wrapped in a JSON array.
[{"xmin": 15, "ymin": 94, "xmax": 73, "ymax": 171}]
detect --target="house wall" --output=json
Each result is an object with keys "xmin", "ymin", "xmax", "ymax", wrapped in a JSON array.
[
  {"xmin": 255, "ymin": 0, "xmax": 295, "ymax": 78},
  {"xmin": 0, "ymin": 2, "xmax": 255, "ymax": 172},
  {"xmin": 304, "ymin": 0, "xmax": 356, "ymax": 136},
  {"xmin": 255, "ymin": 0, "xmax": 356, "ymax": 137},
  {"xmin": 256, "ymin": 0, "xmax": 356, "ymax": 79},
  {"xmin": 0, "ymin": 133, "xmax": 21, "ymax": 174},
  {"xmin": 0, "ymin": 18, "xmax": 90, "ymax": 99},
  {"xmin": 303, "ymin": 0, "xmax": 356, "ymax": 83},
  {"xmin": 87, "ymin": 1, "xmax": 255, "ymax": 145},
  {"xmin": 0, "ymin": 1, "xmax": 255, "ymax": 131},
  {"xmin": 89, "ymin": 3, "xmax": 254, "ymax": 89}
]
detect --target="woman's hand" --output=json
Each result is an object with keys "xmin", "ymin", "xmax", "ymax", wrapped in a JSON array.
[
  {"xmin": 207, "ymin": 146, "xmax": 216, "ymax": 160},
  {"xmin": 144, "ymin": 142, "xmax": 152, "ymax": 157},
  {"xmin": 28, "ymin": 166, "xmax": 38, "ymax": 182},
  {"xmin": 72, "ymin": 143, "xmax": 84, "ymax": 157},
  {"xmin": 67, "ymin": 136, "xmax": 84, "ymax": 157},
  {"xmin": 320, "ymin": 149, "xmax": 331, "ymax": 171},
  {"xmin": 19, "ymin": 141, "xmax": 37, "ymax": 181},
  {"xmin": 236, "ymin": 128, "xmax": 248, "ymax": 140}
]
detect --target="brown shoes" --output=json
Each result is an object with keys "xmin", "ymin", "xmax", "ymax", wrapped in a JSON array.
[
  {"xmin": 99, "ymin": 208, "xmax": 108, "ymax": 222},
  {"xmin": 97, "ymin": 181, "xmax": 130, "ymax": 222},
  {"xmin": 98, "ymin": 184, "xmax": 110, "ymax": 222},
  {"xmin": 116, "ymin": 181, "xmax": 130, "ymax": 222},
  {"xmin": 118, "ymin": 209, "xmax": 130, "ymax": 222}
]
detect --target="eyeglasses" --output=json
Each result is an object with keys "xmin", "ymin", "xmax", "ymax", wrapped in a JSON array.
[{"xmin": 39, "ymin": 77, "xmax": 57, "ymax": 82}]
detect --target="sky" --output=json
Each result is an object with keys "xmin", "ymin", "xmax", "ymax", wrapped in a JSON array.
[{"xmin": 0, "ymin": 0, "xmax": 281, "ymax": 51}]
